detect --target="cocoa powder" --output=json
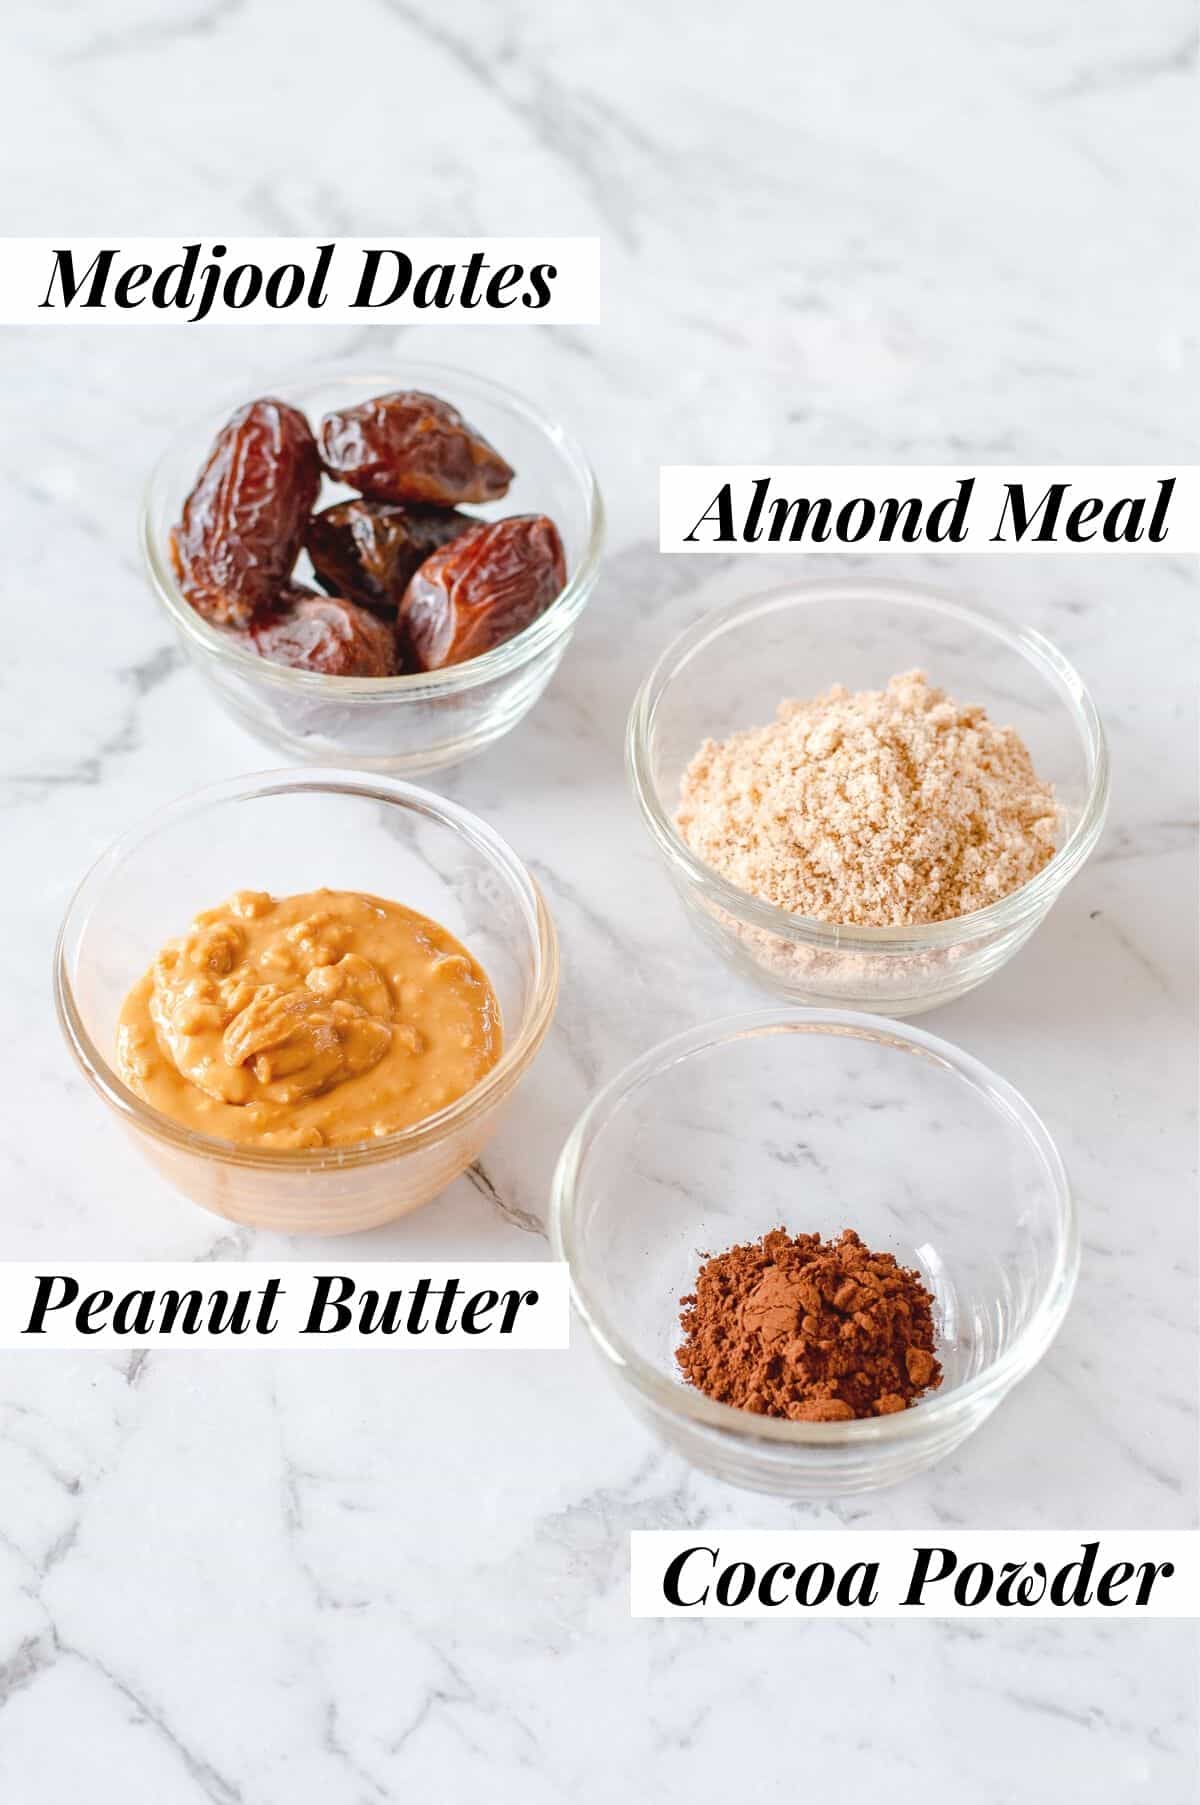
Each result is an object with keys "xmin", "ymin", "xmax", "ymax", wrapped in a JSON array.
[{"xmin": 677, "ymin": 1227, "xmax": 942, "ymax": 1422}]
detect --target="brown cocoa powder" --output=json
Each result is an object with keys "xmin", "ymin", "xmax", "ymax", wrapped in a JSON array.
[{"xmin": 677, "ymin": 1227, "xmax": 942, "ymax": 1422}]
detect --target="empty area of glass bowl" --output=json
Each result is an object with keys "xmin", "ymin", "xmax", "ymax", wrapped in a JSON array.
[{"xmin": 558, "ymin": 1013, "xmax": 1075, "ymax": 1414}]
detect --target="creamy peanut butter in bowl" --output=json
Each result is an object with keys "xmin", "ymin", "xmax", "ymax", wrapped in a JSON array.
[
  {"xmin": 117, "ymin": 888, "xmax": 502, "ymax": 1151},
  {"xmin": 56, "ymin": 772, "xmax": 557, "ymax": 1235}
]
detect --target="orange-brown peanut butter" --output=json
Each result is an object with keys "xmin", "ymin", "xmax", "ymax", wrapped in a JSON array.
[{"xmin": 116, "ymin": 889, "xmax": 501, "ymax": 1150}]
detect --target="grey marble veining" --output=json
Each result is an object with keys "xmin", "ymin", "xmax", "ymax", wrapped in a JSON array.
[{"xmin": 0, "ymin": 0, "xmax": 1197, "ymax": 1798}]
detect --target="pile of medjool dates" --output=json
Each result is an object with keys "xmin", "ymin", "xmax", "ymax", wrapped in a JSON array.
[{"xmin": 169, "ymin": 391, "xmax": 567, "ymax": 677}]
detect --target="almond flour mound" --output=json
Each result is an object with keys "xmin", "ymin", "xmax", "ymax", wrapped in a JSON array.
[{"xmin": 676, "ymin": 670, "xmax": 1057, "ymax": 927}]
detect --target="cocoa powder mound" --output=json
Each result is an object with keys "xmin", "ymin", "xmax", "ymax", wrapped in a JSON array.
[{"xmin": 677, "ymin": 1228, "xmax": 942, "ymax": 1422}]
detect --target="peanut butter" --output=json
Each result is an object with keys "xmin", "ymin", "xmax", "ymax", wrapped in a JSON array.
[{"xmin": 116, "ymin": 889, "xmax": 501, "ymax": 1150}]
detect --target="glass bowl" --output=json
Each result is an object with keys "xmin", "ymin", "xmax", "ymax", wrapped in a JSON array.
[
  {"xmin": 628, "ymin": 581, "xmax": 1109, "ymax": 1015},
  {"xmin": 142, "ymin": 360, "xmax": 604, "ymax": 773},
  {"xmin": 550, "ymin": 1009, "xmax": 1076, "ymax": 1498},
  {"xmin": 55, "ymin": 770, "xmax": 558, "ymax": 1235}
]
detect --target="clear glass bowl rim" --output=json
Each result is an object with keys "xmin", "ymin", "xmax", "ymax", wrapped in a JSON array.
[
  {"xmin": 627, "ymin": 580, "xmax": 1110, "ymax": 952},
  {"xmin": 140, "ymin": 356, "xmax": 606, "ymax": 700},
  {"xmin": 549, "ymin": 1007, "xmax": 1079, "ymax": 1449},
  {"xmin": 54, "ymin": 767, "xmax": 560, "ymax": 1171}
]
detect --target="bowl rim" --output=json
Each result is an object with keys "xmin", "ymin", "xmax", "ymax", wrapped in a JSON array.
[
  {"xmin": 54, "ymin": 767, "xmax": 559, "ymax": 1170},
  {"xmin": 140, "ymin": 356, "xmax": 606, "ymax": 700},
  {"xmin": 550, "ymin": 1006, "xmax": 1079, "ymax": 1449},
  {"xmin": 627, "ymin": 580, "xmax": 1110, "ymax": 952}
]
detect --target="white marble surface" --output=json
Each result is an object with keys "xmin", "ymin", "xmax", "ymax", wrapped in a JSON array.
[{"xmin": 1, "ymin": 1, "xmax": 1198, "ymax": 1798}]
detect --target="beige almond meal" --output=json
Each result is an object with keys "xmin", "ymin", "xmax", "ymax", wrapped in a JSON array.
[{"xmin": 676, "ymin": 670, "xmax": 1057, "ymax": 928}]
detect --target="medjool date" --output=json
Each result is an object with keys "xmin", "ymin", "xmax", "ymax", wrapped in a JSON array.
[
  {"xmin": 306, "ymin": 499, "xmax": 474, "ymax": 616},
  {"xmin": 319, "ymin": 391, "xmax": 513, "ymax": 506},
  {"xmin": 250, "ymin": 586, "xmax": 398, "ymax": 677},
  {"xmin": 170, "ymin": 399, "xmax": 320, "ymax": 629},
  {"xmin": 400, "ymin": 515, "xmax": 566, "ymax": 671}
]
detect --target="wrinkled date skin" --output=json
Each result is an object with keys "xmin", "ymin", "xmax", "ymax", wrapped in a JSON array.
[
  {"xmin": 249, "ymin": 585, "xmax": 398, "ymax": 677},
  {"xmin": 319, "ymin": 391, "xmax": 514, "ymax": 506},
  {"xmin": 306, "ymin": 499, "xmax": 474, "ymax": 616},
  {"xmin": 170, "ymin": 399, "xmax": 321, "ymax": 629},
  {"xmin": 400, "ymin": 515, "xmax": 567, "ymax": 671}
]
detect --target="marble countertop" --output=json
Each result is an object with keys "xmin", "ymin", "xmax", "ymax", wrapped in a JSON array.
[{"xmin": 0, "ymin": 1, "xmax": 1196, "ymax": 1798}]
